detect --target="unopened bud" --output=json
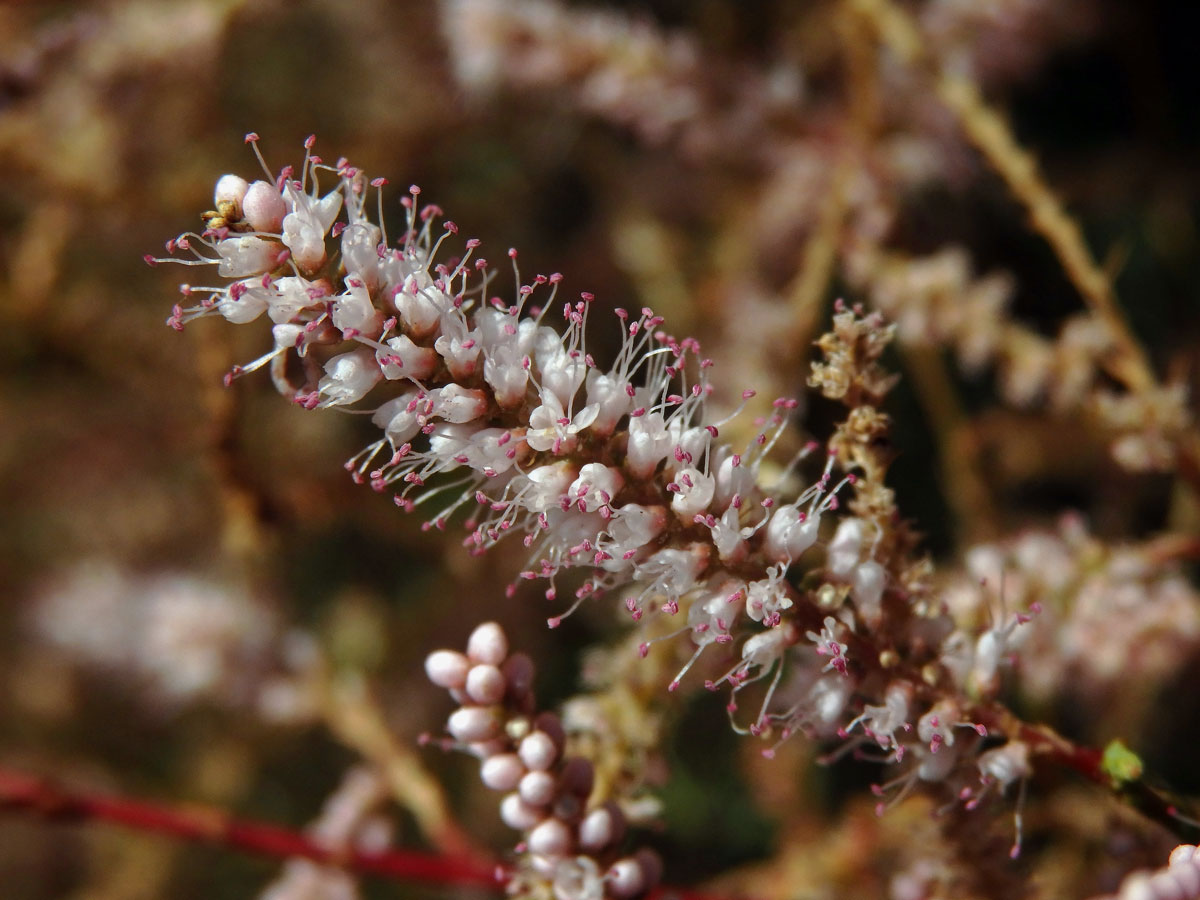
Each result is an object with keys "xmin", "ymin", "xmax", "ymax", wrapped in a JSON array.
[
  {"xmin": 447, "ymin": 706, "xmax": 500, "ymax": 742},
  {"xmin": 466, "ymin": 663, "xmax": 507, "ymax": 704},
  {"xmin": 467, "ymin": 622, "xmax": 508, "ymax": 665},
  {"xmin": 480, "ymin": 753, "xmax": 525, "ymax": 791},
  {"xmin": 425, "ymin": 650, "xmax": 470, "ymax": 689}
]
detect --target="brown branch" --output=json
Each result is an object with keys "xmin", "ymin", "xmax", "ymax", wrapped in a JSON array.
[
  {"xmin": 970, "ymin": 708, "xmax": 1200, "ymax": 841},
  {"xmin": 0, "ymin": 767, "xmax": 498, "ymax": 890},
  {"xmin": 312, "ymin": 665, "xmax": 488, "ymax": 861},
  {"xmin": 846, "ymin": 0, "xmax": 1155, "ymax": 395},
  {"xmin": 847, "ymin": 0, "xmax": 1200, "ymax": 495}
]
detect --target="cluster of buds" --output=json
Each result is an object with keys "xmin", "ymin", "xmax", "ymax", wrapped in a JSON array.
[
  {"xmin": 1089, "ymin": 844, "xmax": 1200, "ymax": 900},
  {"xmin": 424, "ymin": 622, "xmax": 661, "ymax": 899}
]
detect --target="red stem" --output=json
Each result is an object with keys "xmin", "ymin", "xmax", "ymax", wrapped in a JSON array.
[
  {"xmin": 0, "ymin": 767, "xmax": 497, "ymax": 889},
  {"xmin": 0, "ymin": 766, "xmax": 743, "ymax": 900}
]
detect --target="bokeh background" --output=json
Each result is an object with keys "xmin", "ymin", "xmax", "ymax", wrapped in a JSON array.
[{"xmin": 2, "ymin": 1, "xmax": 1199, "ymax": 898}]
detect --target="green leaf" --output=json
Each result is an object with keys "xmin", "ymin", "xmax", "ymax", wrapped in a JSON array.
[{"xmin": 1102, "ymin": 739, "xmax": 1144, "ymax": 786}]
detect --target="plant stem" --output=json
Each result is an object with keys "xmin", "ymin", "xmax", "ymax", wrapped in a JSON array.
[{"xmin": 0, "ymin": 767, "xmax": 498, "ymax": 889}]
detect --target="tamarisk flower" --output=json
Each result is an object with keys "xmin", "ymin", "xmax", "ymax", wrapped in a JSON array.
[
  {"xmin": 423, "ymin": 622, "xmax": 661, "ymax": 899},
  {"xmin": 152, "ymin": 136, "xmax": 853, "ymax": 694},
  {"xmin": 155, "ymin": 138, "xmax": 1048, "ymax": 839}
]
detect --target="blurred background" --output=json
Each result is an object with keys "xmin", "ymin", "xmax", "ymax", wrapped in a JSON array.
[{"xmin": 1, "ymin": 1, "xmax": 1199, "ymax": 897}]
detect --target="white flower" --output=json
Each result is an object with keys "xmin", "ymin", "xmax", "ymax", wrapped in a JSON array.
[
  {"xmin": 372, "ymin": 392, "xmax": 422, "ymax": 447},
  {"xmin": 827, "ymin": 517, "xmax": 865, "ymax": 577},
  {"xmin": 266, "ymin": 275, "xmax": 324, "ymax": 324},
  {"xmin": 434, "ymin": 316, "xmax": 483, "ymax": 380},
  {"xmin": 216, "ymin": 235, "xmax": 281, "ymax": 277},
  {"xmin": 281, "ymin": 182, "xmax": 342, "ymax": 271},
  {"xmin": 216, "ymin": 280, "xmax": 268, "ymax": 324},
  {"xmin": 332, "ymin": 278, "xmax": 381, "ymax": 336},
  {"xmin": 316, "ymin": 347, "xmax": 383, "ymax": 407},
  {"xmin": 568, "ymin": 463, "xmax": 624, "ymax": 513},
  {"xmin": 426, "ymin": 384, "xmax": 489, "ymax": 424},
  {"xmin": 763, "ymin": 503, "xmax": 820, "ymax": 562},
  {"xmin": 846, "ymin": 682, "xmax": 911, "ymax": 754},
  {"xmin": 625, "ymin": 411, "xmax": 672, "ymax": 478},
  {"xmin": 584, "ymin": 370, "xmax": 633, "ymax": 436},
  {"xmin": 340, "ymin": 221, "xmax": 383, "ymax": 291},
  {"xmin": 668, "ymin": 465, "xmax": 715, "ymax": 519},
  {"xmin": 745, "ymin": 565, "xmax": 792, "ymax": 626},
  {"xmin": 597, "ymin": 503, "xmax": 667, "ymax": 568},
  {"xmin": 395, "ymin": 272, "xmax": 451, "ymax": 338},
  {"xmin": 538, "ymin": 345, "xmax": 587, "ymax": 408},
  {"xmin": 527, "ymin": 393, "xmax": 598, "ymax": 453},
  {"xmin": 377, "ymin": 332, "xmax": 439, "ymax": 380}
]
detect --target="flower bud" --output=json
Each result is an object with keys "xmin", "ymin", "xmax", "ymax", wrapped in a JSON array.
[
  {"xmin": 214, "ymin": 174, "xmax": 249, "ymax": 214},
  {"xmin": 518, "ymin": 730, "xmax": 559, "ymax": 771},
  {"xmin": 559, "ymin": 757, "xmax": 594, "ymax": 798},
  {"xmin": 243, "ymin": 180, "xmax": 286, "ymax": 232},
  {"xmin": 425, "ymin": 650, "xmax": 470, "ymax": 689},
  {"xmin": 447, "ymin": 706, "xmax": 500, "ymax": 742},
  {"xmin": 480, "ymin": 753, "xmax": 525, "ymax": 791},
  {"xmin": 502, "ymin": 653, "xmax": 535, "ymax": 700},
  {"xmin": 578, "ymin": 802, "xmax": 625, "ymax": 851},
  {"xmin": 607, "ymin": 858, "xmax": 645, "ymax": 898},
  {"xmin": 500, "ymin": 792, "xmax": 543, "ymax": 830},
  {"xmin": 467, "ymin": 622, "xmax": 508, "ymax": 665},
  {"xmin": 528, "ymin": 817, "xmax": 572, "ymax": 857},
  {"xmin": 465, "ymin": 663, "xmax": 507, "ymax": 704},
  {"xmin": 519, "ymin": 770, "xmax": 557, "ymax": 806}
]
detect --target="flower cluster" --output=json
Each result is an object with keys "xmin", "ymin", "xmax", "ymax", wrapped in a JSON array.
[
  {"xmin": 153, "ymin": 137, "xmax": 870, "ymax": 706},
  {"xmin": 155, "ymin": 138, "xmax": 1072, "ymax": 869},
  {"xmin": 941, "ymin": 515, "xmax": 1200, "ymax": 707},
  {"xmin": 32, "ymin": 560, "xmax": 276, "ymax": 706},
  {"xmin": 424, "ymin": 622, "xmax": 660, "ymax": 899},
  {"xmin": 846, "ymin": 243, "xmax": 1195, "ymax": 473}
]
